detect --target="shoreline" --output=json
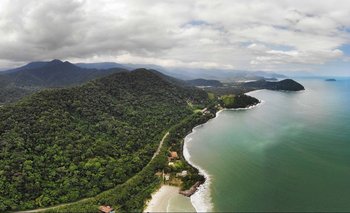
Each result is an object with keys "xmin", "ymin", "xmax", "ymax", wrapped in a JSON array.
[
  {"xmin": 143, "ymin": 92, "xmax": 263, "ymax": 212},
  {"xmin": 183, "ymin": 93, "xmax": 263, "ymax": 212},
  {"xmin": 143, "ymin": 185, "xmax": 180, "ymax": 213},
  {"xmin": 183, "ymin": 129, "xmax": 214, "ymax": 212},
  {"xmin": 144, "ymin": 185, "xmax": 196, "ymax": 212}
]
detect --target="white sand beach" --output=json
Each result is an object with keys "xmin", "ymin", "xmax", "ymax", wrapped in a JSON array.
[{"xmin": 144, "ymin": 185, "xmax": 195, "ymax": 212}]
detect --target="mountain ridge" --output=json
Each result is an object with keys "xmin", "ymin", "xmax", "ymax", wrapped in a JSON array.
[
  {"xmin": 0, "ymin": 60, "xmax": 129, "ymax": 104},
  {"xmin": 3, "ymin": 59, "xmax": 128, "ymax": 87}
]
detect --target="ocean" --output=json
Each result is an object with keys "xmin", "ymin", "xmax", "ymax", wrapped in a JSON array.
[{"xmin": 182, "ymin": 77, "xmax": 350, "ymax": 212}]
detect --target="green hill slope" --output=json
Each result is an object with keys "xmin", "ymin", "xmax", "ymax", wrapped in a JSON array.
[{"xmin": 0, "ymin": 69, "xmax": 208, "ymax": 211}]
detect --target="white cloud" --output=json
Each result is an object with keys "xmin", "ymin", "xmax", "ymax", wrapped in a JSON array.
[{"xmin": 0, "ymin": 0, "xmax": 349, "ymax": 72}]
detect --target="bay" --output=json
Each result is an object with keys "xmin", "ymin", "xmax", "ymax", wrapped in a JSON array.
[{"xmin": 185, "ymin": 77, "xmax": 350, "ymax": 212}]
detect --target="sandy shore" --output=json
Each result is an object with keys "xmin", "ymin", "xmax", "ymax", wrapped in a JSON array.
[
  {"xmin": 144, "ymin": 185, "xmax": 195, "ymax": 212},
  {"xmin": 144, "ymin": 185, "xmax": 179, "ymax": 212}
]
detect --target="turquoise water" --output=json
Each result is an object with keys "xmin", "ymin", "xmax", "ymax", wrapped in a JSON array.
[{"xmin": 186, "ymin": 78, "xmax": 350, "ymax": 212}]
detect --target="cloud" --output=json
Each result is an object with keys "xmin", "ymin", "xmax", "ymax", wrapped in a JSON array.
[{"xmin": 0, "ymin": 0, "xmax": 349, "ymax": 72}]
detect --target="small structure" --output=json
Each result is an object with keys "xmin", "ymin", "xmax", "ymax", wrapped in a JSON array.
[
  {"xmin": 176, "ymin": 170, "xmax": 188, "ymax": 177},
  {"xmin": 164, "ymin": 174, "xmax": 170, "ymax": 181},
  {"xmin": 98, "ymin": 205, "xmax": 115, "ymax": 213},
  {"xmin": 168, "ymin": 162, "xmax": 174, "ymax": 166},
  {"xmin": 168, "ymin": 151, "xmax": 179, "ymax": 161}
]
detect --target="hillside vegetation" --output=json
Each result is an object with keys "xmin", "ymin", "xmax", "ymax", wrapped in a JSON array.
[
  {"xmin": 0, "ymin": 69, "xmax": 208, "ymax": 211},
  {"xmin": 186, "ymin": 78, "xmax": 223, "ymax": 87},
  {"xmin": 220, "ymin": 94, "xmax": 259, "ymax": 108},
  {"xmin": 46, "ymin": 112, "xmax": 214, "ymax": 212},
  {"xmin": 0, "ymin": 60, "xmax": 128, "ymax": 104},
  {"xmin": 243, "ymin": 79, "xmax": 305, "ymax": 91}
]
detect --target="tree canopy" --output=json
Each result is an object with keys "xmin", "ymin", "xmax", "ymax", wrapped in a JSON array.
[{"xmin": 0, "ymin": 69, "xmax": 208, "ymax": 211}]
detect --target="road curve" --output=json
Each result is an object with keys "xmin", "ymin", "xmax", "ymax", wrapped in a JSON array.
[{"xmin": 15, "ymin": 131, "xmax": 170, "ymax": 213}]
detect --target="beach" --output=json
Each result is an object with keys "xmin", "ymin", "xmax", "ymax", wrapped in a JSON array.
[{"xmin": 144, "ymin": 185, "xmax": 195, "ymax": 212}]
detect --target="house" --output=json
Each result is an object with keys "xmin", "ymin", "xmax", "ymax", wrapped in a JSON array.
[
  {"xmin": 168, "ymin": 151, "xmax": 178, "ymax": 161},
  {"xmin": 176, "ymin": 170, "xmax": 188, "ymax": 177},
  {"xmin": 98, "ymin": 205, "xmax": 115, "ymax": 213}
]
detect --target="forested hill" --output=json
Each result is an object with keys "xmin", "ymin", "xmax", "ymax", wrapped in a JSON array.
[
  {"xmin": 0, "ymin": 69, "xmax": 209, "ymax": 211},
  {"xmin": 243, "ymin": 79, "xmax": 305, "ymax": 91},
  {"xmin": 0, "ymin": 60, "xmax": 128, "ymax": 104},
  {"xmin": 186, "ymin": 78, "xmax": 223, "ymax": 87},
  {"xmin": 2, "ymin": 59, "xmax": 128, "ymax": 87}
]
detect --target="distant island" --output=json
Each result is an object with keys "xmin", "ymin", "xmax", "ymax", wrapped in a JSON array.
[{"xmin": 325, "ymin": 78, "xmax": 336, "ymax": 81}]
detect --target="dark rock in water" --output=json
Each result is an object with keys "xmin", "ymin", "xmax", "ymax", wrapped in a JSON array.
[
  {"xmin": 243, "ymin": 79, "xmax": 305, "ymax": 91},
  {"xmin": 179, "ymin": 181, "xmax": 202, "ymax": 197},
  {"xmin": 325, "ymin": 78, "xmax": 336, "ymax": 82}
]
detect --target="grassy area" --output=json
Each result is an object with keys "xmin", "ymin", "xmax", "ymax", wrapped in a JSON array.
[
  {"xmin": 221, "ymin": 94, "xmax": 235, "ymax": 106},
  {"xmin": 187, "ymin": 100, "xmax": 206, "ymax": 112},
  {"xmin": 208, "ymin": 92, "xmax": 215, "ymax": 100},
  {"xmin": 193, "ymin": 109, "xmax": 202, "ymax": 113}
]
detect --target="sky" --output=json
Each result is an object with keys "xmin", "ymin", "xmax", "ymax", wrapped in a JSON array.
[{"xmin": 0, "ymin": 0, "xmax": 349, "ymax": 75}]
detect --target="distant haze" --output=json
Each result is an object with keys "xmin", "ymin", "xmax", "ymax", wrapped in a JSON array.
[{"xmin": 0, "ymin": 0, "xmax": 349, "ymax": 76}]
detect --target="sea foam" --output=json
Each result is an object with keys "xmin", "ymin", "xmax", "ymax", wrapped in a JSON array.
[
  {"xmin": 183, "ymin": 93, "xmax": 263, "ymax": 212},
  {"xmin": 183, "ymin": 132, "xmax": 214, "ymax": 212}
]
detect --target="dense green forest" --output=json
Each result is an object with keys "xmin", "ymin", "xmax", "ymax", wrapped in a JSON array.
[
  {"xmin": 0, "ymin": 86, "xmax": 35, "ymax": 105},
  {"xmin": 220, "ymin": 94, "xmax": 260, "ymax": 108},
  {"xmin": 41, "ymin": 95, "xmax": 258, "ymax": 212},
  {"xmin": 46, "ymin": 112, "xmax": 214, "ymax": 212},
  {"xmin": 0, "ymin": 69, "xmax": 209, "ymax": 211},
  {"xmin": 186, "ymin": 78, "xmax": 223, "ymax": 87},
  {"xmin": 242, "ymin": 79, "xmax": 305, "ymax": 91},
  {"xmin": 203, "ymin": 78, "xmax": 305, "ymax": 96}
]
